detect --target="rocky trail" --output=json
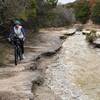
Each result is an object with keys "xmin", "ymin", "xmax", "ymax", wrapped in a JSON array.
[
  {"xmin": 0, "ymin": 28, "xmax": 100, "ymax": 100},
  {"xmin": 0, "ymin": 28, "xmax": 68, "ymax": 100},
  {"xmin": 33, "ymin": 31, "xmax": 100, "ymax": 100}
]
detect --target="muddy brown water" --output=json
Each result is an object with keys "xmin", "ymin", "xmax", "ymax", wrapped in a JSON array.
[{"xmin": 34, "ymin": 31, "xmax": 100, "ymax": 100}]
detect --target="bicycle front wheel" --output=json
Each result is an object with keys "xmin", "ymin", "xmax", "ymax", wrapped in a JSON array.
[
  {"xmin": 14, "ymin": 47, "xmax": 18, "ymax": 65},
  {"xmin": 18, "ymin": 45, "xmax": 23, "ymax": 60}
]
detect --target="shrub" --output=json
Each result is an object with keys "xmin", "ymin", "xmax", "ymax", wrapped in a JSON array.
[
  {"xmin": 86, "ymin": 30, "xmax": 96, "ymax": 43},
  {"xmin": 91, "ymin": 1, "xmax": 100, "ymax": 24},
  {"xmin": 46, "ymin": 0, "xmax": 58, "ymax": 7},
  {"xmin": 75, "ymin": 0, "xmax": 90, "ymax": 24}
]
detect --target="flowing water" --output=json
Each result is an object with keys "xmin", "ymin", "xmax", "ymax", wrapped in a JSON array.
[{"xmin": 44, "ymin": 32, "xmax": 100, "ymax": 100}]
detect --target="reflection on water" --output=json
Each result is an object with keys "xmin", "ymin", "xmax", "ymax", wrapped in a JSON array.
[{"xmin": 45, "ymin": 32, "xmax": 100, "ymax": 100}]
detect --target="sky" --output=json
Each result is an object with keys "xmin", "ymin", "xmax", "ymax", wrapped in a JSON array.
[{"xmin": 58, "ymin": 0, "xmax": 76, "ymax": 4}]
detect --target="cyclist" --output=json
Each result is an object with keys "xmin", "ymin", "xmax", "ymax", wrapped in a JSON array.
[{"xmin": 8, "ymin": 20, "xmax": 26, "ymax": 59}]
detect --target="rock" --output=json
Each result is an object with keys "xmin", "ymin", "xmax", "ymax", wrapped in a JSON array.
[
  {"xmin": 64, "ymin": 28, "xmax": 76, "ymax": 36},
  {"xmin": 96, "ymin": 31, "xmax": 100, "ymax": 37},
  {"xmin": 42, "ymin": 46, "xmax": 61, "ymax": 57},
  {"xmin": 93, "ymin": 38, "xmax": 100, "ymax": 48},
  {"xmin": 82, "ymin": 29, "xmax": 91, "ymax": 35},
  {"xmin": 30, "ymin": 62, "xmax": 38, "ymax": 71},
  {"xmin": 0, "ymin": 71, "xmax": 42, "ymax": 100},
  {"xmin": 0, "ymin": 28, "xmax": 67, "ymax": 100},
  {"xmin": 59, "ymin": 35, "xmax": 67, "ymax": 40},
  {"xmin": 33, "ymin": 86, "xmax": 61, "ymax": 100}
]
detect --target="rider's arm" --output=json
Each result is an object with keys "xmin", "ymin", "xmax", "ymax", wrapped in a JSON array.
[
  {"xmin": 8, "ymin": 27, "xmax": 14, "ymax": 41},
  {"xmin": 21, "ymin": 27, "xmax": 26, "ymax": 38}
]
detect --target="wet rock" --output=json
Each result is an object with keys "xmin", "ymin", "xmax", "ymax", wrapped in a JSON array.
[
  {"xmin": 64, "ymin": 29, "xmax": 76, "ymax": 36},
  {"xmin": 42, "ymin": 52, "xmax": 56, "ymax": 57},
  {"xmin": 42, "ymin": 47, "xmax": 61, "ymax": 57},
  {"xmin": 82, "ymin": 29, "xmax": 91, "ymax": 35},
  {"xmin": 93, "ymin": 38, "xmax": 100, "ymax": 48},
  {"xmin": 60, "ymin": 35, "xmax": 67, "ymax": 40}
]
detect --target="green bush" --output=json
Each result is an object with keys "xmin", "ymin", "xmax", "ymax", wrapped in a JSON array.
[
  {"xmin": 86, "ymin": 30, "xmax": 96, "ymax": 43},
  {"xmin": 91, "ymin": 1, "xmax": 100, "ymax": 24},
  {"xmin": 75, "ymin": 0, "xmax": 90, "ymax": 24},
  {"xmin": 0, "ymin": 0, "xmax": 37, "ymax": 24},
  {"xmin": 47, "ymin": 0, "xmax": 58, "ymax": 7}
]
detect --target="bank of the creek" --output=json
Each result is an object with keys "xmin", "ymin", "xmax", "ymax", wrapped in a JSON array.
[{"xmin": 34, "ymin": 31, "xmax": 100, "ymax": 100}]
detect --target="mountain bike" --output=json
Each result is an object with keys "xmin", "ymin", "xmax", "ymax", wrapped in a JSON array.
[{"xmin": 10, "ymin": 35, "xmax": 23, "ymax": 65}]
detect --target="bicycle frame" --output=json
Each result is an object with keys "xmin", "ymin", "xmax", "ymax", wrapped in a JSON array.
[{"xmin": 12, "ymin": 37, "xmax": 22, "ymax": 65}]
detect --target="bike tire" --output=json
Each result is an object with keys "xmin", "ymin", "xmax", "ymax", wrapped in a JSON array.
[
  {"xmin": 18, "ymin": 46, "xmax": 23, "ymax": 61},
  {"xmin": 15, "ymin": 47, "xmax": 18, "ymax": 65}
]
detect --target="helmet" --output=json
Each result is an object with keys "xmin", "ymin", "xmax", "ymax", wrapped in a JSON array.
[{"xmin": 14, "ymin": 20, "xmax": 21, "ymax": 25}]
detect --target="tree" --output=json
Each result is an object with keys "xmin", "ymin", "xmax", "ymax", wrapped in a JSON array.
[
  {"xmin": 0, "ymin": 0, "xmax": 36, "ymax": 24},
  {"xmin": 91, "ymin": 1, "xmax": 100, "ymax": 24},
  {"xmin": 46, "ymin": 0, "xmax": 58, "ymax": 7},
  {"xmin": 75, "ymin": 0, "xmax": 90, "ymax": 24}
]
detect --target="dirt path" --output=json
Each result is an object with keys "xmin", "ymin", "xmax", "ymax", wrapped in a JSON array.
[{"xmin": 0, "ymin": 28, "xmax": 67, "ymax": 100}]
